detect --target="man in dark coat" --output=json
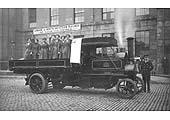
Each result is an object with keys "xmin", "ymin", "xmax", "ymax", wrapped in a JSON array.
[
  {"xmin": 24, "ymin": 38, "xmax": 33, "ymax": 59},
  {"xmin": 49, "ymin": 35, "xmax": 56, "ymax": 59},
  {"xmin": 32, "ymin": 39, "xmax": 41, "ymax": 59},
  {"xmin": 139, "ymin": 55, "xmax": 153, "ymax": 93},
  {"xmin": 62, "ymin": 34, "xmax": 72, "ymax": 59},
  {"xmin": 39, "ymin": 38, "xmax": 49, "ymax": 59}
]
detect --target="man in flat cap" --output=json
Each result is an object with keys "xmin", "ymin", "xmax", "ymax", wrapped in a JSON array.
[
  {"xmin": 62, "ymin": 34, "xmax": 72, "ymax": 59},
  {"xmin": 24, "ymin": 38, "xmax": 33, "ymax": 60},
  {"xmin": 49, "ymin": 35, "xmax": 56, "ymax": 59},
  {"xmin": 139, "ymin": 55, "xmax": 153, "ymax": 93},
  {"xmin": 32, "ymin": 39, "xmax": 41, "ymax": 59},
  {"xmin": 39, "ymin": 38, "xmax": 49, "ymax": 59}
]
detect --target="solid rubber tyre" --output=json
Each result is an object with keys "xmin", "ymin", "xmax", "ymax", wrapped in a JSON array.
[
  {"xmin": 116, "ymin": 78, "xmax": 137, "ymax": 99},
  {"xmin": 29, "ymin": 73, "xmax": 48, "ymax": 94}
]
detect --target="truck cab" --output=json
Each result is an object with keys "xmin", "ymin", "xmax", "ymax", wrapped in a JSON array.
[{"xmin": 72, "ymin": 37, "xmax": 122, "ymax": 72}]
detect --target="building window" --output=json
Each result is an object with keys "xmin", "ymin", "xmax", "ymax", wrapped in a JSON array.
[
  {"xmin": 29, "ymin": 8, "xmax": 36, "ymax": 28},
  {"xmin": 136, "ymin": 8, "xmax": 149, "ymax": 16},
  {"xmin": 102, "ymin": 8, "xmax": 115, "ymax": 20},
  {"xmin": 50, "ymin": 8, "xmax": 59, "ymax": 26},
  {"xmin": 74, "ymin": 8, "xmax": 84, "ymax": 23},
  {"xmin": 102, "ymin": 33, "xmax": 114, "ymax": 38},
  {"xmin": 135, "ymin": 31, "xmax": 150, "ymax": 56}
]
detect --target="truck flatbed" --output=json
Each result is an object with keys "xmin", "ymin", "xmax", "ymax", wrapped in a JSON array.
[{"xmin": 9, "ymin": 59, "xmax": 70, "ymax": 72}]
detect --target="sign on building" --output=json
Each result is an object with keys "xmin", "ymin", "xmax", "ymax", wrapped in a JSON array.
[{"xmin": 33, "ymin": 24, "xmax": 81, "ymax": 35}]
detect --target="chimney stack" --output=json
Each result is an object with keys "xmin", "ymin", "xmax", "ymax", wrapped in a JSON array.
[{"xmin": 127, "ymin": 37, "xmax": 134, "ymax": 58}]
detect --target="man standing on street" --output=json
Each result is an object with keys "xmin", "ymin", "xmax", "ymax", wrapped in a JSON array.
[{"xmin": 139, "ymin": 55, "xmax": 153, "ymax": 93}]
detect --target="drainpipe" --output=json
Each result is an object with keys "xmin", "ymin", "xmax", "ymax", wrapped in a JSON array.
[
  {"xmin": 163, "ymin": 8, "xmax": 165, "ymax": 58},
  {"xmin": 92, "ymin": 8, "xmax": 94, "ymax": 37}
]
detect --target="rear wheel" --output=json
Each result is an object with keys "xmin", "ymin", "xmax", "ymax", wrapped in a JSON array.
[
  {"xmin": 29, "ymin": 73, "xmax": 48, "ymax": 94},
  {"xmin": 116, "ymin": 79, "xmax": 137, "ymax": 99}
]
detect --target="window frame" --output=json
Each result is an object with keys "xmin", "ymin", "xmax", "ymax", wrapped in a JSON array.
[
  {"xmin": 135, "ymin": 8, "xmax": 150, "ymax": 16},
  {"xmin": 28, "ymin": 8, "xmax": 36, "ymax": 28},
  {"xmin": 102, "ymin": 8, "xmax": 115, "ymax": 20},
  {"xmin": 50, "ymin": 8, "xmax": 59, "ymax": 26},
  {"xmin": 135, "ymin": 30, "xmax": 150, "ymax": 55},
  {"xmin": 74, "ymin": 8, "xmax": 85, "ymax": 23}
]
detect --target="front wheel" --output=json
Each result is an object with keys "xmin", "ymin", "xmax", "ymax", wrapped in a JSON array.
[
  {"xmin": 29, "ymin": 73, "xmax": 48, "ymax": 94},
  {"xmin": 116, "ymin": 79, "xmax": 137, "ymax": 99}
]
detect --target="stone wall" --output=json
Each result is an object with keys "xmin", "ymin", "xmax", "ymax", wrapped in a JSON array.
[{"xmin": 0, "ymin": 8, "xmax": 24, "ymax": 69}]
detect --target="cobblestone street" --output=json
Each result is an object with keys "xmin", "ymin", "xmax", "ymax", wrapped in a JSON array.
[{"xmin": 0, "ymin": 76, "xmax": 170, "ymax": 111}]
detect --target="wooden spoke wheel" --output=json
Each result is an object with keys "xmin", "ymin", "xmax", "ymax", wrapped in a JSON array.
[
  {"xmin": 29, "ymin": 73, "xmax": 48, "ymax": 94},
  {"xmin": 135, "ymin": 76, "xmax": 144, "ymax": 93},
  {"xmin": 116, "ymin": 79, "xmax": 137, "ymax": 99}
]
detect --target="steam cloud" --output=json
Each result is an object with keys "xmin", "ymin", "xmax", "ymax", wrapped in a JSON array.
[{"xmin": 115, "ymin": 8, "xmax": 136, "ymax": 48}]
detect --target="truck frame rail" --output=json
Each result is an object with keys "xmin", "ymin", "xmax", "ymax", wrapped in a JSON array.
[{"xmin": 9, "ymin": 59, "xmax": 71, "ymax": 71}]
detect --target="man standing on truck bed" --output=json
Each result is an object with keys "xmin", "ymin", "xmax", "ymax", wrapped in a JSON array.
[
  {"xmin": 50, "ymin": 34, "xmax": 62, "ymax": 59},
  {"xmin": 139, "ymin": 55, "xmax": 153, "ymax": 93},
  {"xmin": 24, "ymin": 38, "xmax": 33, "ymax": 59},
  {"xmin": 62, "ymin": 34, "xmax": 72, "ymax": 59},
  {"xmin": 32, "ymin": 39, "xmax": 41, "ymax": 59},
  {"xmin": 39, "ymin": 38, "xmax": 49, "ymax": 59},
  {"xmin": 49, "ymin": 35, "xmax": 56, "ymax": 59},
  {"xmin": 57, "ymin": 34, "xmax": 63, "ymax": 59}
]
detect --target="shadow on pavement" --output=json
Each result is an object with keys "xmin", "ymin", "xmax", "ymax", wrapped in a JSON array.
[{"xmin": 46, "ymin": 87, "xmax": 119, "ymax": 98}]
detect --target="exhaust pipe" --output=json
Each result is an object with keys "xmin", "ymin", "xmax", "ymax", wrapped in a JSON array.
[{"xmin": 127, "ymin": 37, "xmax": 134, "ymax": 59}]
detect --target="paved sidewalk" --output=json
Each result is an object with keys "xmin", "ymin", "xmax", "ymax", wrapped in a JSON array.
[
  {"xmin": 137, "ymin": 74, "xmax": 170, "ymax": 84},
  {"xmin": 151, "ymin": 76, "xmax": 170, "ymax": 84},
  {"xmin": 0, "ymin": 70, "xmax": 25, "ymax": 78}
]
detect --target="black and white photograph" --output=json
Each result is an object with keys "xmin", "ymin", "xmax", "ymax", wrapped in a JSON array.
[{"xmin": 0, "ymin": 0, "xmax": 169, "ymax": 118}]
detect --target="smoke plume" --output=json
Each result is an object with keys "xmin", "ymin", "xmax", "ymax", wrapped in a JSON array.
[{"xmin": 115, "ymin": 8, "xmax": 136, "ymax": 48}]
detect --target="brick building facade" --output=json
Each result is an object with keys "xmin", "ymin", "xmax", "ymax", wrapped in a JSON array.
[{"xmin": 0, "ymin": 8, "xmax": 170, "ymax": 74}]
